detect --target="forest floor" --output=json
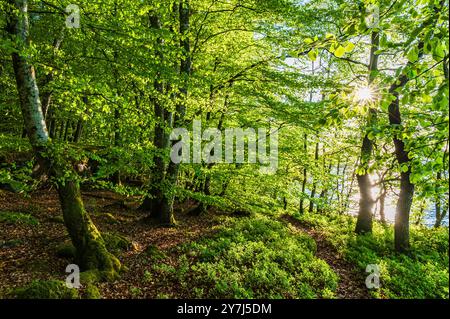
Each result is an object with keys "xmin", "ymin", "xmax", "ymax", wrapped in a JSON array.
[
  {"xmin": 280, "ymin": 214, "xmax": 370, "ymax": 299},
  {"xmin": 0, "ymin": 188, "xmax": 370, "ymax": 299}
]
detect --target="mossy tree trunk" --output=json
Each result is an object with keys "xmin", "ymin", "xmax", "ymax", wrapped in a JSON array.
[
  {"xmin": 57, "ymin": 178, "xmax": 120, "ymax": 276},
  {"xmin": 6, "ymin": 0, "xmax": 120, "ymax": 277}
]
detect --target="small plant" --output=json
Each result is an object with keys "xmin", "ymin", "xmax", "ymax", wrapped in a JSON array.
[
  {"xmin": 130, "ymin": 286, "xmax": 142, "ymax": 298},
  {"xmin": 103, "ymin": 232, "xmax": 133, "ymax": 255},
  {"xmin": 143, "ymin": 270, "xmax": 153, "ymax": 283},
  {"xmin": 84, "ymin": 284, "xmax": 101, "ymax": 299},
  {"xmin": 143, "ymin": 244, "xmax": 166, "ymax": 260},
  {"xmin": 0, "ymin": 211, "xmax": 39, "ymax": 226},
  {"xmin": 11, "ymin": 280, "xmax": 79, "ymax": 299}
]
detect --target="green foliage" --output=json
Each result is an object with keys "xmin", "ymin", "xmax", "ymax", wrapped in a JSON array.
[
  {"xmin": 155, "ymin": 216, "xmax": 338, "ymax": 298},
  {"xmin": 0, "ymin": 135, "xmax": 35, "ymax": 193},
  {"xmin": 0, "ymin": 0, "xmax": 448, "ymax": 300},
  {"xmin": 55, "ymin": 242, "xmax": 76, "ymax": 259},
  {"xmin": 102, "ymin": 232, "xmax": 133, "ymax": 255},
  {"xmin": 294, "ymin": 212, "xmax": 449, "ymax": 299},
  {"xmin": 84, "ymin": 284, "xmax": 101, "ymax": 299},
  {"xmin": 0, "ymin": 211, "xmax": 39, "ymax": 226},
  {"xmin": 10, "ymin": 280, "xmax": 79, "ymax": 299},
  {"xmin": 143, "ymin": 244, "xmax": 167, "ymax": 261}
]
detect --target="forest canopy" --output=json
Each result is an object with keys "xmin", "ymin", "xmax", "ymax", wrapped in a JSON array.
[{"xmin": 0, "ymin": 0, "xmax": 448, "ymax": 300}]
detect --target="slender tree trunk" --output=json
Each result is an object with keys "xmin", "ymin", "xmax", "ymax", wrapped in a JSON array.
[
  {"xmin": 345, "ymin": 166, "xmax": 357, "ymax": 212},
  {"xmin": 355, "ymin": 31, "xmax": 379, "ymax": 234},
  {"xmin": 40, "ymin": 31, "xmax": 64, "ymax": 119},
  {"xmin": 58, "ymin": 120, "xmax": 65, "ymax": 140},
  {"xmin": 6, "ymin": 0, "xmax": 120, "ymax": 277},
  {"xmin": 309, "ymin": 141, "xmax": 319, "ymax": 212},
  {"xmin": 435, "ymin": 201, "xmax": 448, "ymax": 228},
  {"xmin": 73, "ymin": 119, "xmax": 83, "ymax": 142},
  {"xmin": 299, "ymin": 135, "xmax": 308, "ymax": 214},
  {"xmin": 63, "ymin": 119, "xmax": 70, "ymax": 141},
  {"xmin": 318, "ymin": 162, "xmax": 331, "ymax": 213},
  {"xmin": 339, "ymin": 161, "xmax": 348, "ymax": 213},
  {"xmin": 140, "ymin": 15, "xmax": 172, "ymax": 220},
  {"xmin": 48, "ymin": 113, "xmax": 57, "ymax": 138},
  {"xmin": 379, "ymin": 187, "xmax": 387, "ymax": 225},
  {"xmin": 355, "ymin": 133, "xmax": 375, "ymax": 233},
  {"xmin": 158, "ymin": 0, "xmax": 192, "ymax": 225},
  {"xmin": 190, "ymin": 90, "xmax": 229, "ymax": 216}
]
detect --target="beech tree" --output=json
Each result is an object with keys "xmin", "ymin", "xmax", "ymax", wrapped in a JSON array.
[{"xmin": 5, "ymin": 0, "xmax": 121, "ymax": 278}]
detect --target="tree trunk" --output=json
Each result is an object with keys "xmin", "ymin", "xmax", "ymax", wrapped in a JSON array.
[
  {"xmin": 339, "ymin": 162, "xmax": 348, "ymax": 213},
  {"xmin": 73, "ymin": 119, "xmax": 83, "ymax": 142},
  {"xmin": 58, "ymin": 120, "xmax": 65, "ymax": 140},
  {"xmin": 355, "ymin": 31, "xmax": 379, "ymax": 234},
  {"xmin": 435, "ymin": 201, "xmax": 448, "ymax": 228},
  {"xmin": 309, "ymin": 141, "xmax": 319, "ymax": 212},
  {"xmin": 388, "ymin": 83, "xmax": 414, "ymax": 251},
  {"xmin": 379, "ymin": 187, "xmax": 387, "ymax": 225},
  {"xmin": 140, "ymin": 15, "xmax": 171, "ymax": 220},
  {"xmin": 387, "ymin": 1, "xmax": 444, "ymax": 250},
  {"xmin": 299, "ymin": 135, "xmax": 308, "ymax": 214},
  {"xmin": 6, "ymin": 0, "xmax": 120, "ymax": 277},
  {"xmin": 355, "ymin": 133, "xmax": 375, "ymax": 234},
  {"xmin": 157, "ymin": 0, "xmax": 192, "ymax": 226},
  {"xmin": 63, "ymin": 119, "xmax": 71, "ymax": 141}
]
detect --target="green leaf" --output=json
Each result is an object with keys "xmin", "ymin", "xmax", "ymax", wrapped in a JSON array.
[
  {"xmin": 407, "ymin": 46, "xmax": 419, "ymax": 62},
  {"xmin": 334, "ymin": 46, "xmax": 346, "ymax": 58},
  {"xmin": 344, "ymin": 42, "xmax": 355, "ymax": 53},
  {"xmin": 308, "ymin": 49, "xmax": 318, "ymax": 61}
]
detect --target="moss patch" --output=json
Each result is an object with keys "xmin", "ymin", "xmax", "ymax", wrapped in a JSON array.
[
  {"xmin": 103, "ymin": 232, "xmax": 133, "ymax": 255},
  {"xmin": 143, "ymin": 244, "xmax": 166, "ymax": 260},
  {"xmin": 47, "ymin": 215, "xmax": 65, "ymax": 224},
  {"xmin": 56, "ymin": 242, "xmax": 76, "ymax": 259},
  {"xmin": 80, "ymin": 270, "xmax": 102, "ymax": 285},
  {"xmin": 0, "ymin": 211, "xmax": 39, "ymax": 226},
  {"xmin": 11, "ymin": 280, "xmax": 79, "ymax": 299},
  {"xmin": 84, "ymin": 284, "xmax": 101, "ymax": 299}
]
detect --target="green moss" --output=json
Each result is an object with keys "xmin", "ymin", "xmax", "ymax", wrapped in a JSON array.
[
  {"xmin": 80, "ymin": 270, "xmax": 102, "ymax": 285},
  {"xmin": 56, "ymin": 242, "xmax": 76, "ymax": 259},
  {"xmin": 84, "ymin": 284, "xmax": 101, "ymax": 299},
  {"xmin": 11, "ymin": 280, "xmax": 79, "ymax": 299},
  {"xmin": 47, "ymin": 215, "xmax": 65, "ymax": 224},
  {"xmin": 80, "ymin": 266, "xmax": 123, "ymax": 285},
  {"xmin": 0, "ymin": 211, "xmax": 39, "ymax": 226},
  {"xmin": 103, "ymin": 232, "xmax": 133, "ymax": 254},
  {"xmin": 55, "ymin": 175, "xmax": 121, "ymax": 278},
  {"xmin": 143, "ymin": 244, "xmax": 166, "ymax": 260}
]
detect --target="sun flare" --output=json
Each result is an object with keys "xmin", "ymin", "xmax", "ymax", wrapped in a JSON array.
[{"xmin": 353, "ymin": 85, "xmax": 375, "ymax": 104}]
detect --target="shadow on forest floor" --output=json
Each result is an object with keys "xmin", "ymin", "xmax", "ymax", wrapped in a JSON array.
[{"xmin": 0, "ymin": 188, "xmax": 224, "ymax": 298}]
